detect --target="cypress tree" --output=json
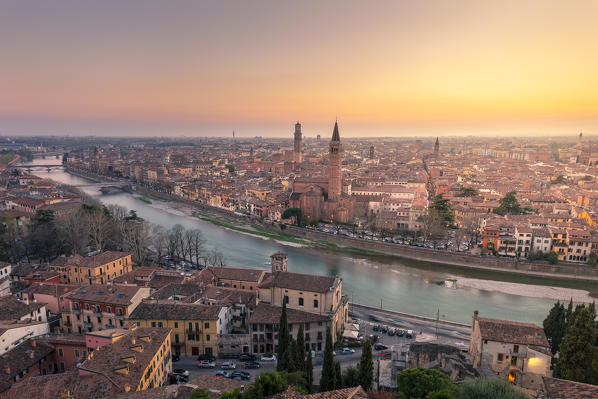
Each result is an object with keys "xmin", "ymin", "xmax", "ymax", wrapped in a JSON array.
[
  {"xmin": 359, "ymin": 339, "xmax": 374, "ymax": 391},
  {"xmin": 543, "ymin": 301, "xmax": 566, "ymax": 356},
  {"xmin": 296, "ymin": 324, "xmax": 306, "ymax": 371},
  {"xmin": 288, "ymin": 337, "xmax": 297, "ymax": 372},
  {"xmin": 305, "ymin": 348, "xmax": 314, "ymax": 393},
  {"xmin": 335, "ymin": 361, "xmax": 343, "ymax": 389},
  {"xmin": 277, "ymin": 301, "xmax": 290, "ymax": 371},
  {"xmin": 319, "ymin": 326, "xmax": 336, "ymax": 392},
  {"xmin": 557, "ymin": 307, "xmax": 598, "ymax": 383}
]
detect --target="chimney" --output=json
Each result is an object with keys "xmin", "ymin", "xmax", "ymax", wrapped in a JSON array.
[
  {"xmin": 4, "ymin": 366, "xmax": 10, "ymax": 374},
  {"xmin": 31, "ymin": 340, "xmax": 37, "ymax": 347},
  {"xmin": 29, "ymin": 350, "xmax": 35, "ymax": 359}
]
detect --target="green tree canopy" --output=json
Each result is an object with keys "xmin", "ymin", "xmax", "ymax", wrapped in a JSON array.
[
  {"xmin": 456, "ymin": 186, "xmax": 478, "ymax": 197},
  {"xmin": 430, "ymin": 194, "xmax": 454, "ymax": 224},
  {"xmin": 396, "ymin": 368, "xmax": 455, "ymax": 399},
  {"xmin": 189, "ymin": 389, "xmax": 210, "ymax": 399},
  {"xmin": 494, "ymin": 191, "xmax": 522, "ymax": 215},
  {"xmin": 458, "ymin": 377, "xmax": 527, "ymax": 399},
  {"xmin": 543, "ymin": 301, "xmax": 567, "ymax": 356},
  {"xmin": 342, "ymin": 366, "xmax": 360, "ymax": 388},
  {"xmin": 277, "ymin": 301, "xmax": 291, "ymax": 372},
  {"xmin": 557, "ymin": 306, "xmax": 598, "ymax": 383},
  {"xmin": 359, "ymin": 339, "xmax": 374, "ymax": 391},
  {"xmin": 319, "ymin": 326, "xmax": 336, "ymax": 392}
]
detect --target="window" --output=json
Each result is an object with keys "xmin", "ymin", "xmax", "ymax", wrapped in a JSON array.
[
  {"xmin": 136, "ymin": 322, "xmax": 141, "ymax": 327},
  {"xmin": 305, "ymin": 323, "xmax": 310, "ymax": 330},
  {"xmin": 513, "ymin": 344, "xmax": 519, "ymax": 353},
  {"xmin": 85, "ymin": 303, "xmax": 90, "ymax": 310},
  {"xmin": 58, "ymin": 348, "xmax": 63, "ymax": 357},
  {"xmin": 284, "ymin": 296, "xmax": 289, "ymax": 304},
  {"xmin": 298, "ymin": 298, "xmax": 304, "ymax": 306},
  {"xmin": 158, "ymin": 322, "xmax": 163, "ymax": 328},
  {"xmin": 188, "ymin": 322, "xmax": 193, "ymax": 331},
  {"xmin": 152, "ymin": 322, "xmax": 156, "ymax": 327},
  {"xmin": 174, "ymin": 322, "xmax": 178, "ymax": 329},
  {"xmin": 204, "ymin": 322, "xmax": 210, "ymax": 329},
  {"xmin": 107, "ymin": 306, "xmax": 111, "ymax": 313},
  {"xmin": 314, "ymin": 299, "xmax": 319, "ymax": 308},
  {"xmin": 60, "ymin": 362, "xmax": 65, "ymax": 371},
  {"xmin": 175, "ymin": 334, "xmax": 179, "ymax": 344},
  {"xmin": 195, "ymin": 322, "xmax": 199, "ymax": 331},
  {"xmin": 497, "ymin": 353, "xmax": 504, "ymax": 361},
  {"xmin": 206, "ymin": 334, "xmax": 210, "ymax": 342}
]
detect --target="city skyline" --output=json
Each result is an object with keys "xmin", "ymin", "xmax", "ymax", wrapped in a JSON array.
[{"xmin": 1, "ymin": 0, "xmax": 598, "ymax": 137}]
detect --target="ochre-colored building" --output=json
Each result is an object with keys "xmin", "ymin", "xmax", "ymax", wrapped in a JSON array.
[{"xmin": 50, "ymin": 251, "xmax": 133, "ymax": 285}]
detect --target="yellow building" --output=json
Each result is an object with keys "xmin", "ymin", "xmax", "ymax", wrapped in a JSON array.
[
  {"xmin": 50, "ymin": 251, "xmax": 133, "ymax": 285},
  {"xmin": 130, "ymin": 301, "xmax": 229, "ymax": 357},
  {"xmin": 79, "ymin": 327, "xmax": 172, "ymax": 393}
]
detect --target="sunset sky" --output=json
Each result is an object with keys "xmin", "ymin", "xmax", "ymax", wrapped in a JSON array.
[{"xmin": 1, "ymin": 0, "xmax": 597, "ymax": 137}]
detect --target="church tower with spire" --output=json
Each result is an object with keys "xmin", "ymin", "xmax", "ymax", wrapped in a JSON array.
[
  {"xmin": 328, "ymin": 120, "xmax": 342, "ymax": 201},
  {"xmin": 294, "ymin": 122, "xmax": 303, "ymax": 163},
  {"xmin": 434, "ymin": 137, "xmax": 440, "ymax": 157}
]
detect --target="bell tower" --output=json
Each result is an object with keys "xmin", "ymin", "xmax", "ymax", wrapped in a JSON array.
[
  {"xmin": 328, "ymin": 120, "xmax": 342, "ymax": 201},
  {"xmin": 294, "ymin": 122, "xmax": 303, "ymax": 163},
  {"xmin": 270, "ymin": 252, "xmax": 288, "ymax": 273}
]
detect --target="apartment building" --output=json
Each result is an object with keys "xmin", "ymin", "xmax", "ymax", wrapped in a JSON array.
[
  {"xmin": 50, "ymin": 251, "xmax": 133, "ymax": 285},
  {"xmin": 130, "ymin": 301, "xmax": 228, "ymax": 357},
  {"xmin": 62, "ymin": 285, "xmax": 150, "ymax": 334}
]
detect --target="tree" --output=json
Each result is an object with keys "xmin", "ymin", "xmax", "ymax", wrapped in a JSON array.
[
  {"xmin": 305, "ymin": 349, "xmax": 313, "ymax": 393},
  {"xmin": 359, "ymin": 339, "xmax": 373, "ymax": 391},
  {"xmin": 335, "ymin": 361, "xmax": 343, "ymax": 389},
  {"xmin": 296, "ymin": 324, "xmax": 306, "ymax": 372},
  {"xmin": 219, "ymin": 390, "xmax": 242, "ymax": 399},
  {"xmin": 277, "ymin": 301, "xmax": 291, "ymax": 372},
  {"xmin": 342, "ymin": 366, "xmax": 360, "ymax": 388},
  {"xmin": 245, "ymin": 371, "xmax": 288, "ymax": 399},
  {"xmin": 282, "ymin": 208, "xmax": 302, "ymax": 225},
  {"xmin": 427, "ymin": 390, "xmax": 457, "ymax": 399},
  {"xmin": 543, "ymin": 301, "xmax": 566, "ymax": 356},
  {"xmin": 557, "ymin": 306, "xmax": 598, "ymax": 383},
  {"xmin": 456, "ymin": 186, "xmax": 478, "ymax": 197},
  {"xmin": 189, "ymin": 389, "xmax": 210, "ymax": 399},
  {"xmin": 459, "ymin": 377, "xmax": 527, "ymax": 399},
  {"xmin": 430, "ymin": 194, "xmax": 454, "ymax": 224},
  {"xmin": 396, "ymin": 368, "xmax": 455, "ymax": 399},
  {"xmin": 288, "ymin": 338, "xmax": 298, "ymax": 373},
  {"xmin": 418, "ymin": 209, "xmax": 445, "ymax": 244},
  {"xmin": 319, "ymin": 326, "xmax": 336, "ymax": 392},
  {"xmin": 494, "ymin": 191, "xmax": 522, "ymax": 216}
]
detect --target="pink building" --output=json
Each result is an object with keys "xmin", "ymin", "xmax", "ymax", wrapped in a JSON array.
[
  {"xmin": 23, "ymin": 283, "xmax": 80, "ymax": 314},
  {"xmin": 43, "ymin": 335, "xmax": 87, "ymax": 373}
]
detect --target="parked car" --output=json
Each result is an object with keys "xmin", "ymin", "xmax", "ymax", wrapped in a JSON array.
[
  {"xmin": 368, "ymin": 334, "xmax": 379, "ymax": 342},
  {"xmin": 342, "ymin": 347, "xmax": 355, "ymax": 354},
  {"xmin": 221, "ymin": 361, "xmax": 237, "ymax": 370},
  {"xmin": 244, "ymin": 361, "xmax": 261, "ymax": 369},
  {"xmin": 396, "ymin": 329, "xmax": 405, "ymax": 337},
  {"xmin": 388, "ymin": 328, "xmax": 395, "ymax": 336},
  {"xmin": 373, "ymin": 325, "xmax": 380, "ymax": 332},
  {"xmin": 406, "ymin": 330, "xmax": 413, "ymax": 339},
  {"xmin": 231, "ymin": 371, "xmax": 251, "ymax": 381},
  {"xmin": 215, "ymin": 370, "xmax": 231, "ymax": 378},
  {"xmin": 172, "ymin": 368, "xmax": 189, "ymax": 377},
  {"xmin": 198, "ymin": 354, "xmax": 217, "ymax": 362},
  {"xmin": 260, "ymin": 353, "xmax": 277, "ymax": 361},
  {"xmin": 171, "ymin": 354, "xmax": 180, "ymax": 362},
  {"xmin": 373, "ymin": 343, "xmax": 388, "ymax": 351},
  {"xmin": 380, "ymin": 326, "xmax": 388, "ymax": 333},
  {"xmin": 198, "ymin": 360, "xmax": 216, "ymax": 368},
  {"xmin": 169, "ymin": 374, "xmax": 188, "ymax": 385},
  {"xmin": 239, "ymin": 354, "xmax": 256, "ymax": 362}
]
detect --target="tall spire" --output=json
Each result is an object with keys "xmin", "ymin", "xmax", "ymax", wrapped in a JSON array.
[{"xmin": 332, "ymin": 120, "xmax": 340, "ymax": 142}]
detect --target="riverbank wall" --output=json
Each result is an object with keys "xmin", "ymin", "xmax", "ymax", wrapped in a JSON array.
[
  {"xmin": 351, "ymin": 303, "xmax": 471, "ymax": 330},
  {"xmin": 63, "ymin": 167, "xmax": 598, "ymax": 282}
]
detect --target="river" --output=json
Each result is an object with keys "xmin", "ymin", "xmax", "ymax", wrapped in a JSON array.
[{"xmin": 24, "ymin": 159, "xmax": 598, "ymax": 325}]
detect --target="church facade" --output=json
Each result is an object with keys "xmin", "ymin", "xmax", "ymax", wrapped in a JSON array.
[{"xmin": 290, "ymin": 121, "xmax": 354, "ymax": 224}]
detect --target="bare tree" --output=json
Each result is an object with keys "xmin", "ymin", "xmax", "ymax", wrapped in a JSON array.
[
  {"xmin": 85, "ymin": 207, "xmax": 115, "ymax": 251},
  {"xmin": 418, "ymin": 209, "xmax": 444, "ymax": 244},
  {"xmin": 57, "ymin": 209, "xmax": 89, "ymax": 255},
  {"xmin": 122, "ymin": 219, "xmax": 152, "ymax": 265}
]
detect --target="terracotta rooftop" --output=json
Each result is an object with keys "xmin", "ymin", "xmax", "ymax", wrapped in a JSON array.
[
  {"xmin": 152, "ymin": 283, "xmax": 202, "ymax": 302},
  {"xmin": 542, "ymin": 376, "xmax": 598, "ymax": 399},
  {"xmin": 0, "ymin": 340, "xmax": 55, "ymax": 393},
  {"xmin": 61, "ymin": 251, "xmax": 130, "ymax": 269},
  {"xmin": 67, "ymin": 284, "xmax": 145, "ymax": 306},
  {"xmin": 269, "ymin": 386, "xmax": 368, "ymax": 399},
  {"xmin": 0, "ymin": 295, "xmax": 46, "ymax": 321},
  {"xmin": 259, "ymin": 271, "xmax": 338, "ymax": 293},
  {"xmin": 80, "ymin": 327, "xmax": 171, "ymax": 391},
  {"xmin": 129, "ymin": 301, "xmax": 224, "ymax": 321},
  {"xmin": 250, "ymin": 303, "xmax": 329, "ymax": 324},
  {"xmin": 476, "ymin": 316, "xmax": 549, "ymax": 347},
  {"xmin": 188, "ymin": 374, "xmax": 248, "ymax": 394},
  {"xmin": 208, "ymin": 266, "xmax": 267, "ymax": 283},
  {"xmin": 3, "ymin": 372, "xmax": 117, "ymax": 399}
]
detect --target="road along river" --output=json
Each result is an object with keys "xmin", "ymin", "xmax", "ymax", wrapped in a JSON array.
[{"xmin": 26, "ymin": 161, "xmax": 598, "ymax": 325}]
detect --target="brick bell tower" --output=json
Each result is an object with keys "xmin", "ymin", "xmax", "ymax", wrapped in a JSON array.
[
  {"xmin": 328, "ymin": 120, "xmax": 342, "ymax": 201},
  {"xmin": 294, "ymin": 122, "xmax": 303, "ymax": 163}
]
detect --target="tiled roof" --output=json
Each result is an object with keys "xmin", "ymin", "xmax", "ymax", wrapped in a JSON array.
[
  {"xmin": 188, "ymin": 374, "xmax": 248, "ymax": 394},
  {"xmin": 0, "ymin": 296, "xmax": 46, "ymax": 321},
  {"xmin": 152, "ymin": 283, "xmax": 202, "ymax": 301},
  {"xmin": 208, "ymin": 266, "xmax": 266, "ymax": 283},
  {"xmin": 476, "ymin": 317, "xmax": 549, "ymax": 347},
  {"xmin": 250, "ymin": 303, "xmax": 329, "ymax": 324},
  {"xmin": 63, "ymin": 251, "xmax": 130, "ymax": 269},
  {"xmin": 67, "ymin": 284, "xmax": 144, "ymax": 305},
  {"xmin": 260, "ymin": 271, "xmax": 337, "ymax": 293},
  {"xmin": 0, "ymin": 340, "xmax": 55, "ymax": 393},
  {"xmin": 129, "ymin": 301, "xmax": 223, "ymax": 321},
  {"xmin": 201, "ymin": 286, "xmax": 257, "ymax": 307},
  {"xmin": 3, "ymin": 372, "xmax": 117, "ymax": 399},
  {"xmin": 543, "ymin": 376, "xmax": 598, "ymax": 399},
  {"xmin": 80, "ymin": 327, "xmax": 171, "ymax": 391},
  {"xmin": 269, "ymin": 386, "xmax": 368, "ymax": 399}
]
